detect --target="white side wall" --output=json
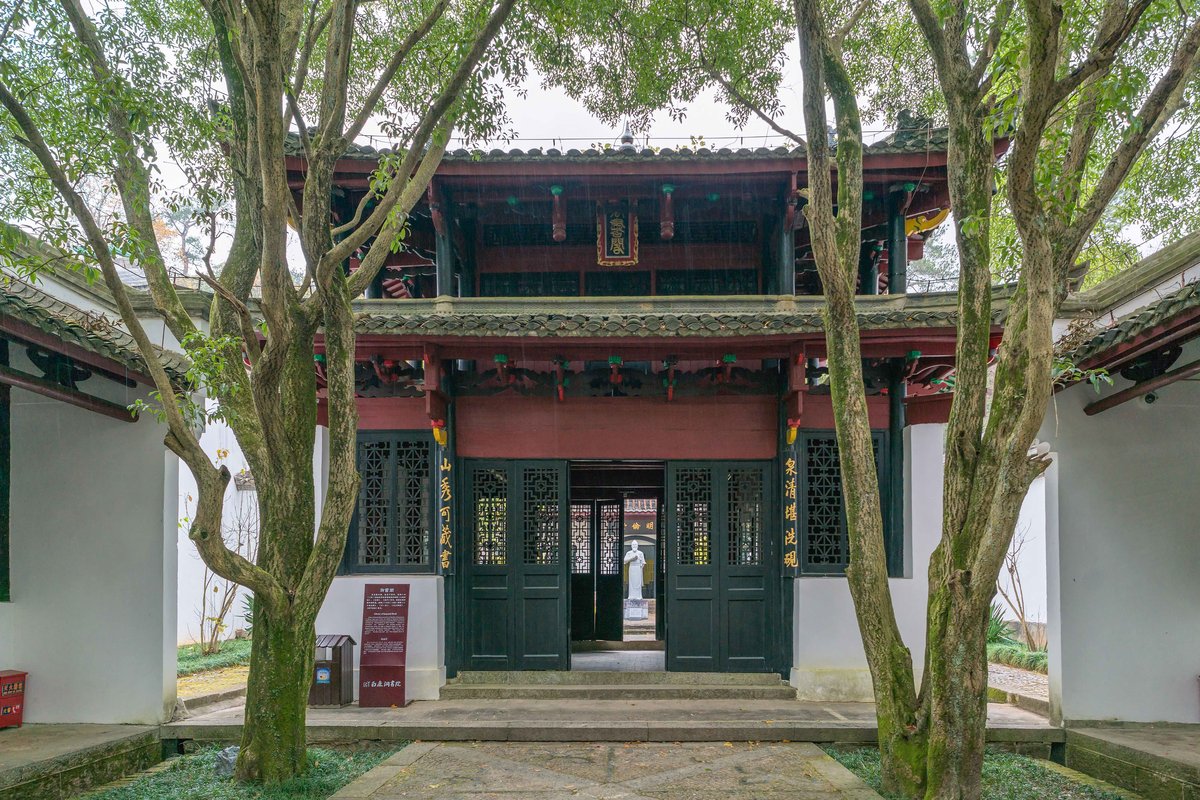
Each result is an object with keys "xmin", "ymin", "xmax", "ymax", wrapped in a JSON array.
[
  {"xmin": 177, "ymin": 412, "xmax": 256, "ymax": 645},
  {"xmin": 1000, "ymin": 475, "xmax": 1048, "ymax": 626},
  {"xmin": 1043, "ymin": 342, "xmax": 1200, "ymax": 724},
  {"xmin": 316, "ymin": 575, "xmax": 446, "ymax": 701},
  {"xmin": 0, "ymin": 384, "xmax": 176, "ymax": 724},
  {"xmin": 791, "ymin": 423, "xmax": 944, "ymax": 701}
]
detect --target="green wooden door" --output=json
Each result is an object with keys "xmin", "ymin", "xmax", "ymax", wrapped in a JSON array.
[
  {"xmin": 665, "ymin": 462, "xmax": 776, "ymax": 672},
  {"xmin": 463, "ymin": 460, "xmax": 569, "ymax": 670}
]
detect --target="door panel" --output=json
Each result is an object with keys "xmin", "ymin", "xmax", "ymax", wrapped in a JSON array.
[
  {"xmin": 665, "ymin": 461, "xmax": 776, "ymax": 673},
  {"xmin": 569, "ymin": 503, "xmax": 595, "ymax": 641},
  {"xmin": 463, "ymin": 461, "xmax": 569, "ymax": 670},
  {"xmin": 594, "ymin": 500, "xmax": 624, "ymax": 641}
]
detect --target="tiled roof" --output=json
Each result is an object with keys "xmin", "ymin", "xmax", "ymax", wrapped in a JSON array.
[
  {"xmin": 291, "ymin": 126, "xmax": 950, "ymax": 164},
  {"xmin": 1069, "ymin": 280, "xmax": 1200, "ymax": 365},
  {"xmin": 354, "ymin": 300, "xmax": 975, "ymax": 338},
  {"xmin": 0, "ymin": 275, "xmax": 189, "ymax": 381}
]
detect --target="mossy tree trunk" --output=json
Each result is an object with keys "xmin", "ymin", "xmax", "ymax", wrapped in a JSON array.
[
  {"xmin": 791, "ymin": 1, "xmax": 1200, "ymax": 798},
  {"xmin": 0, "ymin": 0, "xmax": 517, "ymax": 783}
]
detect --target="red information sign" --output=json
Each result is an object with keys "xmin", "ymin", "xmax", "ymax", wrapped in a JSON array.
[{"xmin": 359, "ymin": 584, "xmax": 410, "ymax": 707}]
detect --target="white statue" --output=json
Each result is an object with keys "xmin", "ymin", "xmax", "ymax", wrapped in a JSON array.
[{"xmin": 623, "ymin": 541, "xmax": 646, "ymax": 601}]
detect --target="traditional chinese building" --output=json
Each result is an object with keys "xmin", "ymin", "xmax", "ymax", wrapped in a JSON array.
[{"xmin": 297, "ymin": 126, "xmax": 996, "ymax": 700}]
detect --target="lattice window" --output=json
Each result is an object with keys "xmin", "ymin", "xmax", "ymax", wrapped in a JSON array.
[
  {"xmin": 674, "ymin": 468, "xmax": 712, "ymax": 565},
  {"xmin": 727, "ymin": 468, "xmax": 763, "ymax": 566},
  {"xmin": 473, "ymin": 468, "xmax": 508, "ymax": 566},
  {"xmin": 800, "ymin": 434, "xmax": 885, "ymax": 573},
  {"xmin": 570, "ymin": 503, "xmax": 591, "ymax": 574},
  {"xmin": 598, "ymin": 502, "xmax": 621, "ymax": 575},
  {"xmin": 357, "ymin": 440, "xmax": 392, "ymax": 566},
  {"xmin": 396, "ymin": 441, "xmax": 432, "ymax": 566},
  {"xmin": 803, "ymin": 437, "xmax": 846, "ymax": 570},
  {"xmin": 352, "ymin": 436, "xmax": 433, "ymax": 571},
  {"xmin": 522, "ymin": 468, "xmax": 560, "ymax": 565}
]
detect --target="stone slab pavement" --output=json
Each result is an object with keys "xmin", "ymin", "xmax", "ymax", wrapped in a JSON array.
[{"xmin": 332, "ymin": 741, "xmax": 883, "ymax": 799}]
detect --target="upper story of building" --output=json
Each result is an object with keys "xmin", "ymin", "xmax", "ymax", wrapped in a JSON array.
[{"xmin": 286, "ymin": 121, "xmax": 964, "ymax": 303}]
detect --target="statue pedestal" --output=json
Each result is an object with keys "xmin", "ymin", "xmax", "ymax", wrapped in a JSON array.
[{"xmin": 623, "ymin": 599, "xmax": 649, "ymax": 620}]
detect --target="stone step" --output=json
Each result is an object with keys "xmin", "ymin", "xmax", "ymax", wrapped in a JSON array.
[
  {"xmin": 440, "ymin": 684, "xmax": 799, "ymax": 701},
  {"xmin": 453, "ymin": 670, "xmax": 785, "ymax": 686}
]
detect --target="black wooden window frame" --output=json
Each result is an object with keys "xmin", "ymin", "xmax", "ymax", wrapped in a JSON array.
[
  {"xmin": 342, "ymin": 430, "xmax": 435, "ymax": 574},
  {"xmin": 797, "ymin": 428, "xmax": 898, "ymax": 577}
]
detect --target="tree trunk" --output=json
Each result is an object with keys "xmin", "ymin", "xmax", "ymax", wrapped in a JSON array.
[
  {"xmin": 236, "ymin": 606, "xmax": 314, "ymax": 782},
  {"xmin": 922, "ymin": 584, "xmax": 989, "ymax": 800}
]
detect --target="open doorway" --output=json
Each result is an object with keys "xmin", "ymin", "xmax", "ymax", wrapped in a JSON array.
[{"xmin": 568, "ymin": 461, "xmax": 665, "ymax": 672}]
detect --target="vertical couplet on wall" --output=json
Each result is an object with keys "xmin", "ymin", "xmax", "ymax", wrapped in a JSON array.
[{"xmin": 781, "ymin": 352, "xmax": 804, "ymax": 577}]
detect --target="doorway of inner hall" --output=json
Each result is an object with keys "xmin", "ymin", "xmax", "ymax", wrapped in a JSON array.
[{"xmin": 568, "ymin": 461, "xmax": 666, "ymax": 672}]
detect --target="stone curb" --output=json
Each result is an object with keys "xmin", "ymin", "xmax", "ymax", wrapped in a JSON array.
[
  {"xmin": 987, "ymin": 685, "xmax": 1050, "ymax": 718},
  {"xmin": 1037, "ymin": 759, "xmax": 1146, "ymax": 800},
  {"xmin": 176, "ymin": 684, "xmax": 248, "ymax": 717},
  {"xmin": 163, "ymin": 720, "xmax": 1066, "ymax": 745},
  {"xmin": 330, "ymin": 742, "xmax": 439, "ymax": 799}
]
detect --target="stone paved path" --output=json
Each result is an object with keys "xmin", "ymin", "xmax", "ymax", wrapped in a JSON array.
[
  {"xmin": 177, "ymin": 664, "xmax": 249, "ymax": 700},
  {"xmin": 332, "ymin": 741, "xmax": 883, "ymax": 799},
  {"xmin": 987, "ymin": 663, "xmax": 1049, "ymax": 702}
]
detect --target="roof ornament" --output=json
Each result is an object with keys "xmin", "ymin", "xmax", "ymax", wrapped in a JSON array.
[{"xmin": 618, "ymin": 123, "xmax": 636, "ymax": 152}]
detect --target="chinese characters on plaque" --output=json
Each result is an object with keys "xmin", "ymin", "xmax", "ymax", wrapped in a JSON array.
[
  {"xmin": 783, "ymin": 451, "xmax": 800, "ymax": 574},
  {"xmin": 597, "ymin": 203, "xmax": 639, "ymax": 266},
  {"xmin": 438, "ymin": 456, "xmax": 453, "ymax": 572},
  {"xmin": 359, "ymin": 584, "xmax": 411, "ymax": 707}
]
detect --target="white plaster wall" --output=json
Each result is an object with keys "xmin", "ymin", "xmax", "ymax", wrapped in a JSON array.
[
  {"xmin": 791, "ymin": 423, "xmax": 943, "ymax": 701},
  {"xmin": 1042, "ymin": 344, "xmax": 1200, "ymax": 724},
  {"xmin": 0, "ymin": 387, "xmax": 177, "ymax": 723},
  {"xmin": 315, "ymin": 575, "xmax": 446, "ymax": 701},
  {"xmin": 177, "ymin": 411, "xmax": 257, "ymax": 645},
  {"xmin": 1000, "ymin": 476, "xmax": 1048, "ymax": 625}
]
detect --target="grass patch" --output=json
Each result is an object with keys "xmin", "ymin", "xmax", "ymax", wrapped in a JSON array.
[
  {"xmin": 988, "ymin": 642, "xmax": 1048, "ymax": 674},
  {"xmin": 85, "ymin": 746, "xmax": 395, "ymax": 800},
  {"xmin": 824, "ymin": 747, "xmax": 1126, "ymax": 800},
  {"xmin": 178, "ymin": 639, "xmax": 253, "ymax": 677}
]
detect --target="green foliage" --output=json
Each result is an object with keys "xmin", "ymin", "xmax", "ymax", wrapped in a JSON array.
[
  {"xmin": 1052, "ymin": 358, "xmax": 1113, "ymax": 393},
  {"xmin": 83, "ymin": 746, "xmax": 395, "ymax": 800},
  {"xmin": 178, "ymin": 638, "xmax": 253, "ymax": 677},
  {"xmin": 824, "ymin": 747, "xmax": 1126, "ymax": 800},
  {"xmin": 987, "ymin": 603, "xmax": 1016, "ymax": 647},
  {"xmin": 988, "ymin": 643, "xmax": 1049, "ymax": 674},
  {"xmin": 241, "ymin": 594, "xmax": 255, "ymax": 638}
]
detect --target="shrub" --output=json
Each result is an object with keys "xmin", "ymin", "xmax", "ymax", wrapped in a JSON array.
[
  {"xmin": 987, "ymin": 603, "xmax": 1016, "ymax": 646},
  {"xmin": 178, "ymin": 638, "xmax": 253, "ymax": 677},
  {"xmin": 988, "ymin": 643, "xmax": 1048, "ymax": 674}
]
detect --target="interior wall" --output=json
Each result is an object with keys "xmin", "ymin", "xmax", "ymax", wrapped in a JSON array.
[
  {"xmin": 0, "ymin": 386, "xmax": 176, "ymax": 723},
  {"xmin": 1044, "ymin": 343, "xmax": 1200, "ymax": 723}
]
